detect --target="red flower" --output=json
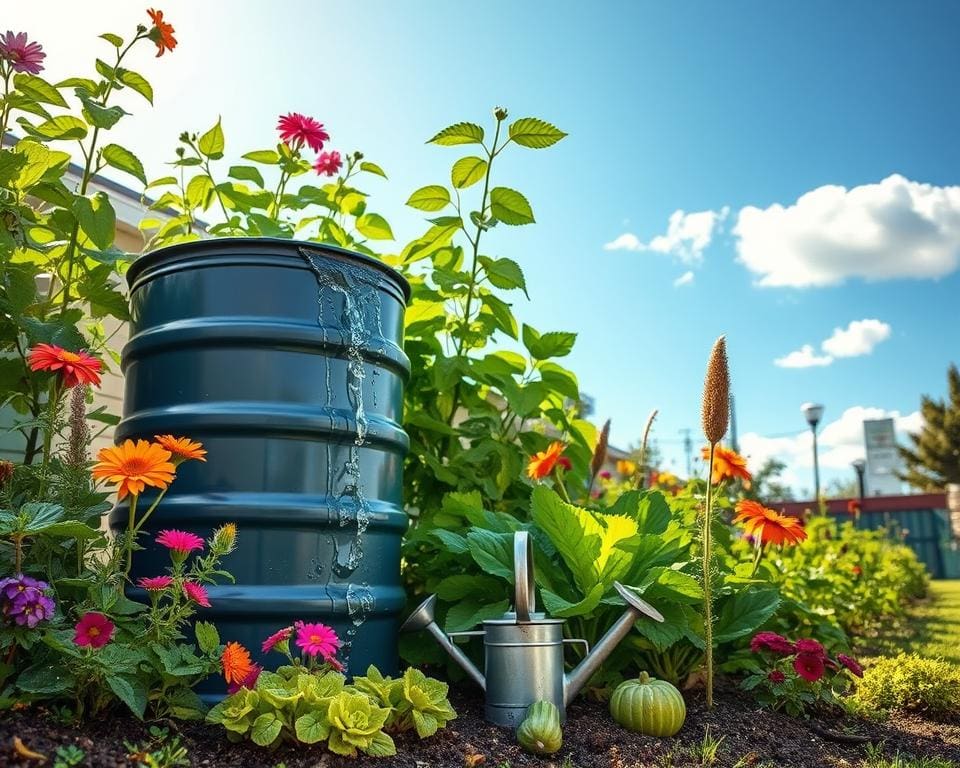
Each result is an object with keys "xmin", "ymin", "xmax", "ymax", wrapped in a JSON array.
[
  {"xmin": 836, "ymin": 654, "xmax": 864, "ymax": 678},
  {"xmin": 847, "ymin": 499, "xmax": 861, "ymax": 516},
  {"xmin": 137, "ymin": 575, "xmax": 173, "ymax": 592},
  {"xmin": 227, "ymin": 662, "xmax": 262, "ymax": 694},
  {"xmin": 793, "ymin": 652, "xmax": 825, "ymax": 683},
  {"xmin": 261, "ymin": 626, "xmax": 293, "ymax": 654},
  {"xmin": 183, "ymin": 581, "xmax": 211, "ymax": 608},
  {"xmin": 277, "ymin": 113, "xmax": 329, "ymax": 153},
  {"xmin": 851, "ymin": 565, "xmax": 862, "ymax": 577},
  {"xmin": 146, "ymin": 9, "xmax": 177, "ymax": 57},
  {"xmin": 558, "ymin": 456, "xmax": 572, "ymax": 471},
  {"xmin": 794, "ymin": 638, "xmax": 825, "ymax": 657},
  {"xmin": 0, "ymin": 31, "xmax": 45, "ymax": 74},
  {"xmin": 750, "ymin": 631, "xmax": 795, "ymax": 655},
  {"xmin": 313, "ymin": 150, "xmax": 342, "ymax": 177},
  {"xmin": 767, "ymin": 669, "xmax": 786, "ymax": 684},
  {"xmin": 28, "ymin": 344, "xmax": 102, "ymax": 388},
  {"xmin": 155, "ymin": 529, "xmax": 205, "ymax": 557},
  {"xmin": 73, "ymin": 611, "xmax": 114, "ymax": 649}
]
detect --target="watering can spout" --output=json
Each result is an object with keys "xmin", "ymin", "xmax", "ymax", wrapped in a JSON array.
[
  {"xmin": 400, "ymin": 594, "xmax": 486, "ymax": 691},
  {"xmin": 563, "ymin": 582, "xmax": 664, "ymax": 706}
]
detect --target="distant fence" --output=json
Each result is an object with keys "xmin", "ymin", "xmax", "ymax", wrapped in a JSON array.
[{"xmin": 779, "ymin": 494, "xmax": 960, "ymax": 580}]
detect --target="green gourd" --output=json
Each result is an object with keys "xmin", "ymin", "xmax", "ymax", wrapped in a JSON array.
[
  {"xmin": 610, "ymin": 672, "xmax": 686, "ymax": 737},
  {"xmin": 516, "ymin": 700, "xmax": 563, "ymax": 755}
]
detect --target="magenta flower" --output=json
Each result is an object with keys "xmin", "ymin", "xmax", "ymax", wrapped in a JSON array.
[
  {"xmin": 227, "ymin": 662, "xmax": 262, "ymax": 694},
  {"xmin": 793, "ymin": 638, "xmax": 826, "ymax": 657},
  {"xmin": 138, "ymin": 575, "xmax": 174, "ymax": 592},
  {"xmin": 767, "ymin": 669, "xmax": 786, "ymax": 684},
  {"xmin": 277, "ymin": 113, "xmax": 329, "ymax": 153},
  {"xmin": 750, "ymin": 631, "xmax": 795, "ymax": 655},
  {"xmin": 262, "ymin": 626, "xmax": 293, "ymax": 654},
  {"xmin": 793, "ymin": 652, "xmax": 825, "ymax": 683},
  {"xmin": 156, "ymin": 529, "xmax": 205, "ymax": 556},
  {"xmin": 294, "ymin": 620, "xmax": 340, "ymax": 659},
  {"xmin": 313, "ymin": 150, "xmax": 342, "ymax": 177},
  {"xmin": 183, "ymin": 581, "xmax": 211, "ymax": 608},
  {"xmin": 73, "ymin": 612, "xmax": 114, "ymax": 649},
  {"xmin": 836, "ymin": 653, "xmax": 864, "ymax": 678},
  {"xmin": 0, "ymin": 32, "xmax": 45, "ymax": 74}
]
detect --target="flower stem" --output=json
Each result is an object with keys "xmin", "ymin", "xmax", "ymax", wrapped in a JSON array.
[
  {"xmin": 704, "ymin": 441, "xmax": 716, "ymax": 709},
  {"xmin": 124, "ymin": 494, "xmax": 139, "ymax": 577}
]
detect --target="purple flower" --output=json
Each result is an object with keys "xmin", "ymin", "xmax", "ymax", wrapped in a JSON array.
[
  {"xmin": 1, "ymin": 574, "xmax": 54, "ymax": 628},
  {"xmin": 0, "ymin": 32, "xmax": 46, "ymax": 75}
]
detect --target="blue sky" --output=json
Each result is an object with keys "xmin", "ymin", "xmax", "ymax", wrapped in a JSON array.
[{"xmin": 12, "ymin": 1, "xmax": 960, "ymax": 494}]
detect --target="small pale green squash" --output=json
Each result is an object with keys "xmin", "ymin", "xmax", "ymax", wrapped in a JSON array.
[
  {"xmin": 516, "ymin": 700, "xmax": 563, "ymax": 755},
  {"xmin": 610, "ymin": 672, "xmax": 686, "ymax": 737}
]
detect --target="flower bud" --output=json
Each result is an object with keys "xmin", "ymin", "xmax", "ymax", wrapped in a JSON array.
[
  {"xmin": 211, "ymin": 522, "xmax": 237, "ymax": 555},
  {"xmin": 494, "ymin": 106, "xmax": 508, "ymax": 121}
]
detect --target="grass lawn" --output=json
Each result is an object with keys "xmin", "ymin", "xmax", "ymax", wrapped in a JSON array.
[{"xmin": 863, "ymin": 580, "xmax": 960, "ymax": 663}]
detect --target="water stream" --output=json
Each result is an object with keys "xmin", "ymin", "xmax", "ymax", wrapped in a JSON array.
[{"xmin": 299, "ymin": 248, "xmax": 384, "ymax": 671}]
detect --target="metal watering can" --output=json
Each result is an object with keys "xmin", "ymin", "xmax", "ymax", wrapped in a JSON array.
[{"xmin": 401, "ymin": 531, "xmax": 664, "ymax": 725}]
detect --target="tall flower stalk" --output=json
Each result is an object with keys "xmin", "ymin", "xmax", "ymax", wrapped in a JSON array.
[{"xmin": 700, "ymin": 336, "xmax": 730, "ymax": 708}]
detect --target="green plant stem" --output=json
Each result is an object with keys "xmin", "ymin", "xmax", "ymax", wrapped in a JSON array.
[
  {"xmin": 552, "ymin": 467, "xmax": 572, "ymax": 504},
  {"xmin": 704, "ymin": 441, "xmax": 716, "ymax": 709},
  {"xmin": 0, "ymin": 65, "xmax": 12, "ymax": 144},
  {"xmin": 124, "ymin": 494, "xmax": 139, "ymax": 576}
]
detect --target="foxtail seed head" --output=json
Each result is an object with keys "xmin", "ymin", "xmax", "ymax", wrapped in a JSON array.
[
  {"xmin": 701, "ymin": 336, "xmax": 730, "ymax": 445},
  {"xmin": 591, "ymin": 419, "xmax": 611, "ymax": 478}
]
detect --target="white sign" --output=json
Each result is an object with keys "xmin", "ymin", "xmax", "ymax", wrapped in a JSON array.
[{"xmin": 863, "ymin": 418, "xmax": 902, "ymax": 496}]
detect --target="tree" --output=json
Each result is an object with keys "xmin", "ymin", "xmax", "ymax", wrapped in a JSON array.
[{"xmin": 900, "ymin": 364, "xmax": 960, "ymax": 490}]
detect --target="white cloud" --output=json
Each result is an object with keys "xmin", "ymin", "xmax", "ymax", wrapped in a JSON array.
[
  {"xmin": 774, "ymin": 344, "xmax": 834, "ymax": 368},
  {"xmin": 821, "ymin": 319, "xmax": 891, "ymax": 358},
  {"xmin": 734, "ymin": 174, "xmax": 960, "ymax": 287},
  {"xmin": 673, "ymin": 270, "xmax": 695, "ymax": 287},
  {"xmin": 739, "ymin": 406, "xmax": 922, "ymax": 477},
  {"xmin": 604, "ymin": 207, "xmax": 729, "ymax": 263}
]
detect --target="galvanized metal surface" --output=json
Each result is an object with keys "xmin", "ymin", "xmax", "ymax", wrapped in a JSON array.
[{"xmin": 111, "ymin": 238, "xmax": 410, "ymax": 686}]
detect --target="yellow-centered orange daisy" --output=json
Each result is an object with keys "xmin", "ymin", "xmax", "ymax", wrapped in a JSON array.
[
  {"xmin": 221, "ymin": 641, "xmax": 254, "ymax": 685},
  {"xmin": 527, "ymin": 441, "xmax": 566, "ymax": 480},
  {"xmin": 733, "ymin": 500, "xmax": 807, "ymax": 546},
  {"xmin": 701, "ymin": 444, "xmax": 752, "ymax": 488},
  {"xmin": 92, "ymin": 439, "xmax": 176, "ymax": 501},
  {"xmin": 154, "ymin": 434, "xmax": 207, "ymax": 463}
]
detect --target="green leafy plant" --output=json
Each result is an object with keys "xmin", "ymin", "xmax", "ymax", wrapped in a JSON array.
[
  {"xmin": 125, "ymin": 725, "xmax": 190, "ymax": 768},
  {"xmin": 849, "ymin": 653, "xmax": 960, "ymax": 718},
  {"xmin": 353, "ymin": 665, "xmax": 457, "ymax": 737},
  {"xmin": 53, "ymin": 744, "xmax": 86, "ymax": 768},
  {"xmin": 325, "ymin": 691, "xmax": 395, "ymax": 758}
]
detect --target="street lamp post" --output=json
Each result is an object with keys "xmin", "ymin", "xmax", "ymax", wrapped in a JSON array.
[
  {"xmin": 852, "ymin": 458, "xmax": 866, "ymax": 500},
  {"xmin": 801, "ymin": 403, "xmax": 825, "ymax": 501}
]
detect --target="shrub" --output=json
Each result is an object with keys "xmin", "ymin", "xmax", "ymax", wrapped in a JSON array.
[{"xmin": 850, "ymin": 653, "xmax": 960, "ymax": 718}]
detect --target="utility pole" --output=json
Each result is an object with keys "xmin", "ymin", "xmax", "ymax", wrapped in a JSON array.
[
  {"xmin": 680, "ymin": 428, "xmax": 692, "ymax": 478},
  {"xmin": 730, "ymin": 394, "xmax": 739, "ymax": 454}
]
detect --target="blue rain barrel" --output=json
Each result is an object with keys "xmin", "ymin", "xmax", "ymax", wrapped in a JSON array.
[{"xmin": 110, "ymin": 238, "xmax": 410, "ymax": 681}]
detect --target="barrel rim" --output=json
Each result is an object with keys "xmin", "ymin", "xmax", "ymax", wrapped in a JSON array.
[{"xmin": 127, "ymin": 237, "xmax": 411, "ymax": 303}]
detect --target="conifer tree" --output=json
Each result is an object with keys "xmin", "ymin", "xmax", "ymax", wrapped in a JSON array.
[{"xmin": 900, "ymin": 364, "xmax": 960, "ymax": 490}]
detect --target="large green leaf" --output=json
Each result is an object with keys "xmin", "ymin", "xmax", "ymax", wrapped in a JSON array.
[
  {"xmin": 466, "ymin": 529, "xmax": 514, "ymax": 581},
  {"xmin": 10, "ymin": 140, "xmax": 51, "ymax": 189},
  {"xmin": 360, "ymin": 160, "xmax": 387, "ymax": 178},
  {"xmin": 251, "ymin": 713, "xmax": 283, "ymax": 747},
  {"xmin": 80, "ymin": 97, "xmax": 127, "ymax": 130},
  {"xmin": 356, "ymin": 213, "xmax": 394, "ymax": 240},
  {"xmin": 478, "ymin": 256, "xmax": 527, "ymax": 296},
  {"xmin": 19, "ymin": 115, "xmax": 87, "ymax": 141},
  {"xmin": 428, "ymin": 122, "xmax": 484, "ymax": 146},
  {"xmin": 508, "ymin": 117, "xmax": 567, "ymax": 148},
  {"xmin": 451, "ymin": 156, "xmax": 487, "ymax": 189},
  {"xmin": 490, "ymin": 187, "xmax": 534, "ymax": 225},
  {"xmin": 633, "ymin": 566, "xmax": 702, "ymax": 604},
  {"xmin": 118, "ymin": 69, "xmax": 153, "ymax": 104},
  {"xmin": 530, "ymin": 486, "xmax": 637, "ymax": 593},
  {"xmin": 106, "ymin": 674, "xmax": 147, "ymax": 719},
  {"xmin": 74, "ymin": 192, "xmax": 116, "ymax": 250},
  {"xmin": 522, "ymin": 324, "xmax": 577, "ymax": 360},
  {"xmin": 609, "ymin": 490, "xmax": 672, "ymax": 535},
  {"xmin": 13, "ymin": 73, "xmax": 67, "ymax": 107},
  {"xmin": 713, "ymin": 587, "xmax": 781, "ymax": 644},
  {"xmin": 406, "ymin": 185, "xmax": 450, "ymax": 212},
  {"xmin": 17, "ymin": 665, "xmax": 75, "ymax": 694},
  {"xmin": 198, "ymin": 117, "xmax": 225, "ymax": 159},
  {"xmin": 540, "ymin": 583, "xmax": 605, "ymax": 617},
  {"xmin": 101, "ymin": 144, "xmax": 146, "ymax": 184},
  {"xmin": 443, "ymin": 598, "xmax": 509, "ymax": 633}
]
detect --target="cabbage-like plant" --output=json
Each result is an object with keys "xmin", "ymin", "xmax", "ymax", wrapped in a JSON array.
[
  {"xmin": 353, "ymin": 665, "xmax": 457, "ymax": 737},
  {"xmin": 325, "ymin": 691, "xmax": 395, "ymax": 757}
]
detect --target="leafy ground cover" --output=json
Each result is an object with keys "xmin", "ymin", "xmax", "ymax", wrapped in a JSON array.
[{"xmin": 859, "ymin": 580, "xmax": 960, "ymax": 664}]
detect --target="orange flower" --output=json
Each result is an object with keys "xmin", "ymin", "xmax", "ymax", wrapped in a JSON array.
[
  {"xmin": 28, "ymin": 343, "xmax": 102, "ymax": 388},
  {"xmin": 221, "ymin": 641, "xmax": 254, "ymax": 685},
  {"xmin": 847, "ymin": 499, "xmax": 861, "ymax": 517},
  {"xmin": 146, "ymin": 9, "xmax": 177, "ymax": 57},
  {"xmin": 92, "ymin": 439, "xmax": 176, "ymax": 500},
  {"xmin": 527, "ymin": 441, "xmax": 566, "ymax": 480},
  {"xmin": 154, "ymin": 435, "xmax": 207, "ymax": 463},
  {"xmin": 616, "ymin": 459, "xmax": 637, "ymax": 477},
  {"xmin": 702, "ymin": 444, "xmax": 752, "ymax": 488},
  {"xmin": 733, "ymin": 500, "xmax": 807, "ymax": 546}
]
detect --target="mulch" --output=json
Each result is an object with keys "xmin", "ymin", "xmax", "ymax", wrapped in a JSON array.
[{"xmin": 1, "ymin": 681, "xmax": 958, "ymax": 768}]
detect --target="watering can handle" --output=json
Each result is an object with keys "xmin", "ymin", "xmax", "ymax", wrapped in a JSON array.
[{"xmin": 514, "ymin": 531, "xmax": 536, "ymax": 622}]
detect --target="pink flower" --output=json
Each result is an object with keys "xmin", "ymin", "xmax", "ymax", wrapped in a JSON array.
[
  {"xmin": 262, "ymin": 626, "xmax": 293, "ymax": 654},
  {"xmin": 73, "ymin": 612, "xmax": 114, "ymax": 649},
  {"xmin": 183, "ymin": 581, "xmax": 211, "ymax": 608},
  {"xmin": 794, "ymin": 638, "xmax": 825, "ymax": 657},
  {"xmin": 767, "ymin": 669, "xmax": 786, "ymax": 684},
  {"xmin": 558, "ymin": 456, "xmax": 573, "ymax": 471},
  {"xmin": 294, "ymin": 621, "xmax": 340, "ymax": 659},
  {"xmin": 156, "ymin": 529, "xmax": 205, "ymax": 556},
  {"xmin": 227, "ymin": 663, "xmax": 262, "ymax": 694},
  {"xmin": 0, "ymin": 32, "xmax": 45, "ymax": 74},
  {"xmin": 277, "ymin": 113, "xmax": 329, "ymax": 153},
  {"xmin": 137, "ymin": 575, "xmax": 173, "ymax": 592},
  {"xmin": 313, "ymin": 150, "xmax": 342, "ymax": 177},
  {"xmin": 750, "ymin": 632, "xmax": 795, "ymax": 655},
  {"xmin": 837, "ymin": 653, "xmax": 864, "ymax": 678},
  {"xmin": 599, "ymin": 470, "xmax": 611, "ymax": 479},
  {"xmin": 793, "ymin": 652, "xmax": 825, "ymax": 683}
]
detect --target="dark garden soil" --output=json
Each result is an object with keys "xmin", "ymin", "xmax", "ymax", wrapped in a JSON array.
[{"xmin": 2, "ymin": 681, "xmax": 958, "ymax": 768}]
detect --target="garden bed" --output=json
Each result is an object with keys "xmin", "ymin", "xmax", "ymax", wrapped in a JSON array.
[{"xmin": 3, "ymin": 681, "xmax": 958, "ymax": 768}]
